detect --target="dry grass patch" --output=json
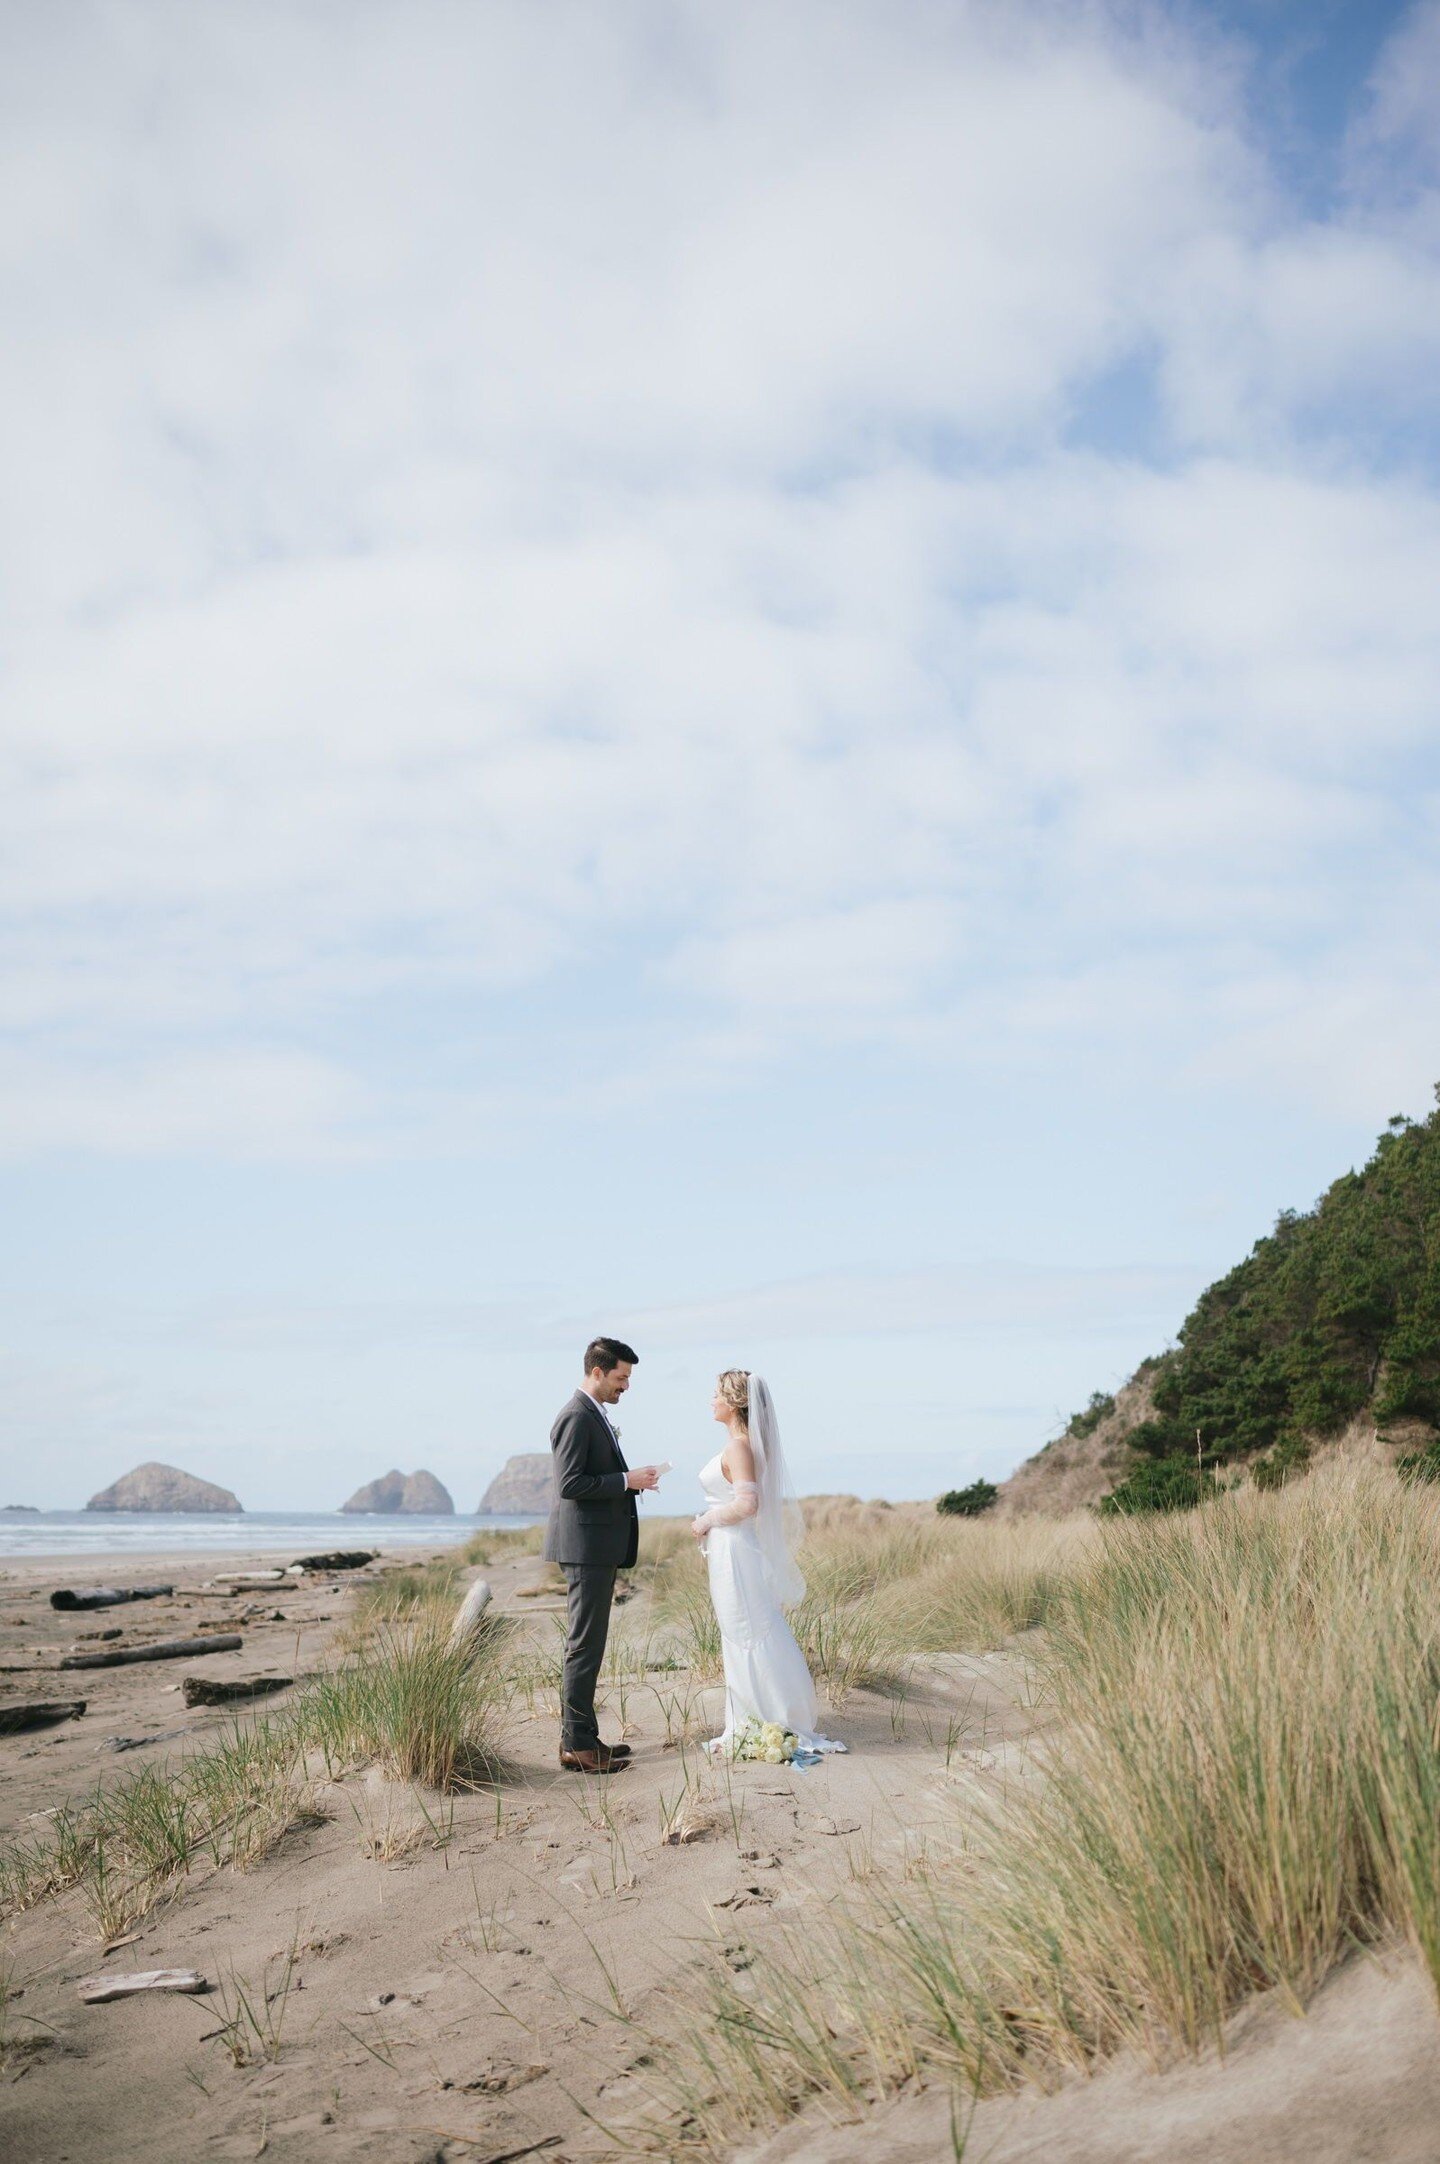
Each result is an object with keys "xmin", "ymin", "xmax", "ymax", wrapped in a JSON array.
[
  {"xmin": 874, "ymin": 1511, "xmax": 1094, "ymax": 1654},
  {"xmin": 462, "ymin": 1523, "xmax": 544, "ymax": 1567},
  {"xmin": 629, "ymin": 1467, "xmax": 1440, "ymax": 2153}
]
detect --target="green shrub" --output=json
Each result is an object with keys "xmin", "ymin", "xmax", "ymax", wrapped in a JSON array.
[
  {"xmin": 1098, "ymin": 1457, "xmax": 1216, "ymax": 1516},
  {"xmin": 1252, "ymin": 1435, "xmax": 1311, "ymax": 1492},
  {"xmin": 1397, "ymin": 1439, "xmax": 1440, "ymax": 1485},
  {"xmin": 1067, "ymin": 1391, "xmax": 1116, "ymax": 1439},
  {"xmin": 937, "ymin": 1480, "xmax": 999, "ymax": 1517}
]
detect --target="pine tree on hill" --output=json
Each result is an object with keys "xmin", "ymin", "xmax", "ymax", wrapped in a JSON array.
[{"xmin": 1128, "ymin": 1094, "xmax": 1440, "ymax": 1483}]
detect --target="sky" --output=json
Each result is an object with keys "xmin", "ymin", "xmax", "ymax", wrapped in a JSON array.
[{"xmin": 3, "ymin": 0, "xmax": 1440, "ymax": 1511}]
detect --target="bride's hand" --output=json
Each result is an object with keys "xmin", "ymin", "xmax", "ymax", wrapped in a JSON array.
[{"xmin": 690, "ymin": 1514, "xmax": 708, "ymax": 1541}]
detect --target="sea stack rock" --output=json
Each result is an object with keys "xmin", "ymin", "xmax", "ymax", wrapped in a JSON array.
[
  {"xmin": 340, "ymin": 1469, "xmax": 454, "ymax": 1515},
  {"xmin": 86, "ymin": 1462, "xmax": 242, "ymax": 1513},
  {"xmin": 479, "ymin": 1454, "xmax": 553, "ymax": 1514}
]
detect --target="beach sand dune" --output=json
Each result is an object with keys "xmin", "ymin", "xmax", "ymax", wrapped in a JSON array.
[{"xmin": 1, "ymin": 1545, "xmax": 1436, "ymax": 2163}]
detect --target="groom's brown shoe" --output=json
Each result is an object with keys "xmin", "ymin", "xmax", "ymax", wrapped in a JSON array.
[{"xmin": 559, "ymin": 1744, "xmax": 631, "ymax": 1774}]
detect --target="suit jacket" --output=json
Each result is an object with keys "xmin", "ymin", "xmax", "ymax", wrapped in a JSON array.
[{"xmin": 541, "ymin": 1389, "xmax": 639, "ymax": 1569}]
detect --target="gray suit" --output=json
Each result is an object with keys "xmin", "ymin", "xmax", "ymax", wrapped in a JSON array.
[{"xmin": 542, "ymin": 1390, "xmax": 638, "ymax": 1749}]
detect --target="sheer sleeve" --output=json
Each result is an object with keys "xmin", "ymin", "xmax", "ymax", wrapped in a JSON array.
[{"xmin": 694, "ymin": 1479, "xmax": 759, "ymax": 1532}]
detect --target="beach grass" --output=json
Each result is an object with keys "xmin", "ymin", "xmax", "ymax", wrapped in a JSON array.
[
  {"xmin": 641, "ymin": 1501, "xmax": 1070, "ymax": 1702},
  {"xmin": 304, "ymin": 1611, "xmax": 510, "ymax": 1788},
  {"xmin": 345, "ymin": 1520, "xmax": 542, "ymax": 1636},
  {"xmin": 349, "ymin": 1556, "xmax": 466, "ymax": 1631},
  {"xmin": 0, "ymin": 1608, "xmax": 512, "ymax": 1935},
  {"xmin": 20, "ymin": 1461, "xmax": 1440, "ymax": 2139},
  {"xmin": 461, "ymin": 1522, "xmax": 544, "ymax": 1567},
  {"xmin": 629, "ymin": 1466, "xmax": 1440, "ymax": 2152},
  {"xmin": 0, "ymin": 1713, "xmax": 316, "ymax": 1938}
]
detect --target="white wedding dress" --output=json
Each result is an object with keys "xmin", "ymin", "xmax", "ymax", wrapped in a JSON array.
[{"xmin": 697, "ymin": 1447, "xmax": 847, "ymax": 1757}]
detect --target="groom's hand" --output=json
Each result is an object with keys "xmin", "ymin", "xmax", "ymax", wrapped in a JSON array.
[{"xmin": 625, "ymin": 1466, "xmax": 661, "ymax": 1491}]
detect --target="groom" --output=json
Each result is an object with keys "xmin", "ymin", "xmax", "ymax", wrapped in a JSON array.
[{"xmin": 543, "ymin": 1337, "xmax": 660, "ymax": 1773}]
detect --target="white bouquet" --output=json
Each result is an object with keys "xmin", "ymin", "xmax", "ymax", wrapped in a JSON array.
[{"xmin": 725, "ymin": 1717, "xmax": 799, "ymax": 1765}]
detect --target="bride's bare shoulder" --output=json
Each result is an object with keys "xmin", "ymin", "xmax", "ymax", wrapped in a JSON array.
[{"xmin": 723, "ymin": 1433, "xmax": 757, "ymax": 1485}]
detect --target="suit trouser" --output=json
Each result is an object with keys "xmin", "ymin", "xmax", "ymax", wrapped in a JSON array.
[{"xmin": 561, "ymin": 1565, "xmax": 617, "ymax": 1749}]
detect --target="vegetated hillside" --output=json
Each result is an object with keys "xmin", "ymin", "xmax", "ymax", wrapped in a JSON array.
[
  {"xmin": 1002, "ymin": 1095, "xmax": 1440, "ymax": 1513},
  {"xmin": 997, "ymin": 1368, "xmax": 1160, "ymax": 1516}
]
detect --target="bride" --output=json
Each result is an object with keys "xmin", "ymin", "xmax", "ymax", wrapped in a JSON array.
[{"xmin": 692, "ymin": 1369, "xmax": 846, "ymax": 1757}]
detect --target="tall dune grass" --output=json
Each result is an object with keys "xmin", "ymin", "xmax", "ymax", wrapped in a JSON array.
[
  {"xmin": 634, "ymin": 1467, "xmax": 1440, "ymax": 2152},
  {"xmin": 641, "ymin": 1502, "xmax": 1074, "ymax": 1698},
  {"xmin": 824, "ymin": 1504, "xmax": 1093, "ymax": 1655},
  {"xmin": 304, "ymin": 1611, "xmax": 510, "ymax": 1788}
]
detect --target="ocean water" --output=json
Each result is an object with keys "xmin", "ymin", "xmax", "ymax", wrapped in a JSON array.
[{"xmin": 0, "ymin": 1510, "xmax": 542, "ymax": 1559}]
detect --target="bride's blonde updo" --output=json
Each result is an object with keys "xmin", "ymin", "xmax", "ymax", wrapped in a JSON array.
[{"xmin": 716, "ymin": 1368, "xmax": 750, "ymax": 1428}]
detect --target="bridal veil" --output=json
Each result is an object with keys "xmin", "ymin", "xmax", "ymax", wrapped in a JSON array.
[{"xmin": 748, "ymin": 1374, "xmax": 806, "ymax": 1606}]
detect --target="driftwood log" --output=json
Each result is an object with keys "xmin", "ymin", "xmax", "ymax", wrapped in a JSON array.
[
  {"xmin": 209, "ymin": 1570, "xmax": 285, "ymax": 1588},
  {"xmin": 50, "ymin": 1585, "xmax": 174, "ymax": 1612},
  {"xmin": 0, "ymin": 1699, "xmax": 87, "ymax": 1735},
  {"xmin": 449, "ymin": 1578, "xmax": 493, "ymax": 1649},
  {"xmin": 182, "ymin": 1673, "xmax": 292, "ymax": 1707},
  {"xmin": 291, "ymin": 1551, "xmax": 376, "ymax": 1572},
  {"xmin": 60, "ymin": 1635, "xmax": 242, "ymax": 1671},
  {"xmin": 77, "ymin": 1969, "xmax": 207, "ymax": 2004}
]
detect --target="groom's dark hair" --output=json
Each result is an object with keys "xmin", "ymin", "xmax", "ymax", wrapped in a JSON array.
[{"xmin": 584, "ymin": 1336, "xmax": 638, "ymax": 1373}]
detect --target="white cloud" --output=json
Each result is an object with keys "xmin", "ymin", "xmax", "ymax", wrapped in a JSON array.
[
  {"xmin": 621, "ymin": 1261, "xmax": 1200, "ymax": 1346},
  {"xmin": 0, "ymin": 3, "xmax": 1438, "ymax": 1155},
  {"xmin": 0, "ymin": 1045, "xmax": 369, "ymax": 1161},
  {"xmin": 1353, "ymin": 0, "xmax": 1440, "ymax": 181}
]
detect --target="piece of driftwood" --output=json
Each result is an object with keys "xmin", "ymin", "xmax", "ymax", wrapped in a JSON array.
[
  {"xmin": 0, "ymin": 1699, "xmax": 87, "ymax": 1735},
  {"xmin": 50, "ymin": 1585, "xmax": 174, "ymax": 1612},
  {"xmin": 291, "ymin": 1550, "xmax": 376, "ymax": 1572},
  {"xmin": 77, "ymin": 1969, "xmax": 207, "ymax": 2004},
  {"xmin": 209, "ymin": 1570, "xmax": 286, "ymax": 1589},
  {"xmin": 60, "ymin": 1635, "xmax": 242, "ymax": 1671},
  {"xmin": 449, "ymin": 1578, "xmax": 492, "ymax": 1649},
  {"xmin": 182, "ymin": 1673, "xmax": 292, "ymax": 1707}
]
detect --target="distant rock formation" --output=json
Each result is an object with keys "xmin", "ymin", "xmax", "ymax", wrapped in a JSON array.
[
  {"xmin": 1, "ymin": 1503, "xmax": 39, "ymax": 1514},
  {"xmin": 479, "ymin": 1453, "xmax": 553, "ymax": 1514},
  {"xmin": 86, "ymin": 1462, "xmax": 242, "ymax": 1514},
  {"xmin": 340, "ymin": 1469, "xmax": 454, "ymax": 1515}
]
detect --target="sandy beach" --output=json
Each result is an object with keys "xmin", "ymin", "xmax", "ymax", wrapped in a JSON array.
[
  {"xmin": 5, "ymin": 1524, "xmax": 1440, "ymax": 2164},
  {"xmin": 0, "ymin": 1531, "xmax": 1030, "ymax": 2163}
]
